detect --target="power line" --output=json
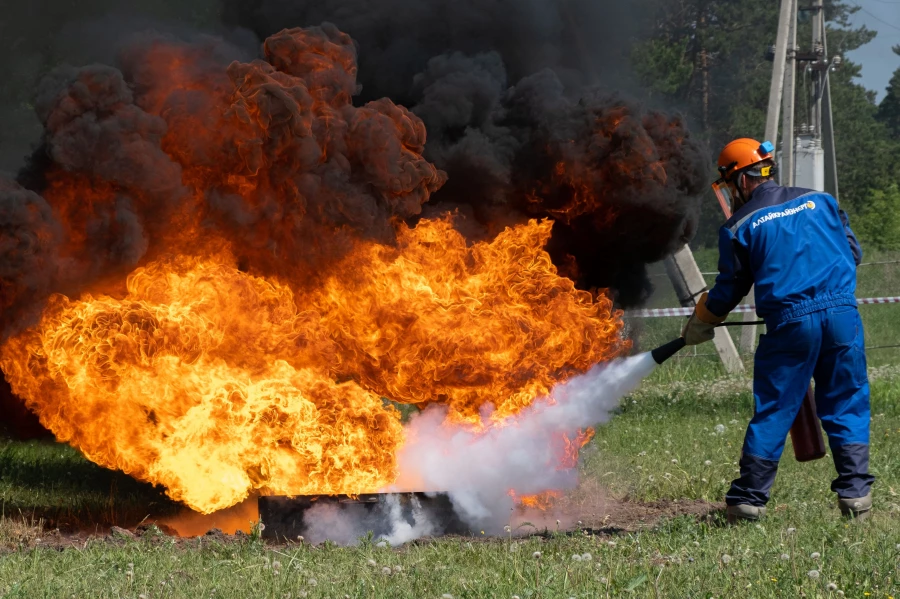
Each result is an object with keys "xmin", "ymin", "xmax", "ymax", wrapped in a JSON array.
[{"xmin": 850, "ymin": 2, "xmax": 900, "ymax": 32}]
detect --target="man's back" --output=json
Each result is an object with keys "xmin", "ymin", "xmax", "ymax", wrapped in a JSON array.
[{"xmin": 706, "ymin": 181, "xmax": 861, "ymax": 324}]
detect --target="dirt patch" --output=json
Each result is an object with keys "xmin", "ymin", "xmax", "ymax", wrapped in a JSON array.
[
  {"xmin": 0, "ymin": 486, "xmax": 723, "ymax": 552},
  {"xmin": 550, "ymin": 478, "xmax": 723, "ymax": 533}
]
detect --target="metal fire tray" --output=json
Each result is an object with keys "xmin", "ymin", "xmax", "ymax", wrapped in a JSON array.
[{"xmin": 258, "ymin": 492, "xmax": 469, "ymax": 542}]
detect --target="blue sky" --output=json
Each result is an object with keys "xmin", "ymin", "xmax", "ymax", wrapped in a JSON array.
[{"xmin": 844, "ymin": 0, "xmax": 900, "ymax": 100}]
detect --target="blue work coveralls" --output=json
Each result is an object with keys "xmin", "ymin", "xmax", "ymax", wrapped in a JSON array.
[{"xmin": 705, "ymin": 181, "xmax": 874, "ymax": 506}]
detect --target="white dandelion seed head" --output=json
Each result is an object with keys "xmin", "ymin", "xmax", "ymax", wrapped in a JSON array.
[
  {"xmin": 308, "ymin": 578, "xmax": 318, "ymax": 587},
  {"xmin": 273, "ymin": 560, "xmax": 282, "ymax": 569},
  {"xmin": 381, "ymin": 567, "xmax": 392, "ymax": 576},
  {"xmin": 607, "ymin": 541, "xmax": 617, "ymax": 547},
  {"xmin": 780, "ymin": 553, "xmax": 790, "ymax": 560},
  {"xmin": 581, "ymin": 553, "xmax": 592, "ymax": 561},
  {"xmin": 638, "ymin": 451, "xmax": 647, "ymax": 457},
  {"xmin": 714, "ymin": 424, "xmax": 726, "ymax": 434},
  {"xmin": 512, "ymin": 596, "xmax": 521, "ymax": 599},
  {"xmin": 504, "ymin": 526, "xmax": 511, "ymax": 533},
  {"xmin": 532, "ymin": 551, "xmax": 542, "ymax": 559},
  {"xmin": 671, "ymin": 459, "xmax": 678, "ymax": 464},
  {"xmin": 367, "ymin": 559, "xmax": 377, "ymax": 567},
  {"xmin": 826, "ymin": 583, "xmax": 838, "ymax": 591},
  {"xmin": 807, "ymin": 570, "xmax": 820, "ymax": 579},
  {"xmin": 600, "ymin": 577, "xmax": 609, "ymax": 584},
  {"xmin": 786, "ymin": 527, "xmax": 797, "ymax": 534},
  {"xmin": 571, "ymin": 554, "xmax": 582, "ymax": 562},
  {"xmin": 704, "ymin": 460, "xmax": 712, "ymax": 466},
  {"xmin": 836, "ymin": 591, "xmax": 844, "ymax": 597},
  {"xmin": 442, "ymin": 594, "xmax": 455, "ymax": 599},
  {"xmin": 720, "ymin": 554, "xmax": 732, "ymax": 564},
  {"xmin": 810, "ymin": 552, "xmax": 821, "ymax": 559},
  {"xmin": 393, "ymin": 565, "xmax": 402, "ymax": 573}
]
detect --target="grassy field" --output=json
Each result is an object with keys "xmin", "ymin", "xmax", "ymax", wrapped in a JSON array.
[
  {"xmin": 0, "ymin": 255, "xmax": 898, "ymax": 598},
  {"xmin": 1, "ymin": 370, "xmax": 898, "ymax": 597}
]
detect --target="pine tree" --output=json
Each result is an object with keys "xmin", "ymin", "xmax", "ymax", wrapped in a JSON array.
[{"xmin": 877, "ymin": 45, "xmax": 900, "ymax": 140}]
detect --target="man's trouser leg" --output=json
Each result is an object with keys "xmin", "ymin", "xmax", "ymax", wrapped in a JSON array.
[
  {"xmin": 813, "ymin": 306, "xmax": 875, "ymax": 500},
  {"xmin": 726, "ymin": 315, "xmax": 819, "ymax": 507}
]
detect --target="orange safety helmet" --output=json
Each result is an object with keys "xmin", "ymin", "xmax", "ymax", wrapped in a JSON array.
[
  {"xmin": 717, "ymin": 138, "xmax": 775, "ymax": 182},
  {"xmin": 711, "ymin": 138, "xmax": 776, "ymax": 216}
]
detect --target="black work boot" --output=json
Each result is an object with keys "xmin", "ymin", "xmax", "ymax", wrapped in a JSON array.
[
  {"xmin": 726, "ymin": 504, "xmax": 766, "ymax": 524},
  {"xmin": 838, "ymin": 493, "xmax": 872, "ymax": 520}
]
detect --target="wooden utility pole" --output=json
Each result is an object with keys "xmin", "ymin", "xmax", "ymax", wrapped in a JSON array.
[
  {"xmin": 781, "ymin": 0, "xmax": 798, "ymax": 187},
  {"xmin": 664, "ymin": 246, "xmax": 744, "ymax": 374}
]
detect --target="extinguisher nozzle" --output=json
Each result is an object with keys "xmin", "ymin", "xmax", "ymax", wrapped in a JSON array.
[{"xmin": 651, "ymin": 337, "xmax": 687, "ymax": 365}]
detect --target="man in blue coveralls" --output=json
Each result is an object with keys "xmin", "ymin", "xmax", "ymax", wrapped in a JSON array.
[{"xmin": 682, "ymin": 138, "xmax": 874, "ymax": 523}]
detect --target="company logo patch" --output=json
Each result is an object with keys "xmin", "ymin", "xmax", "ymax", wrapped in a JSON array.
[{"xmin": 752, "ymin": 200, "xmax": 815, "ymax": 229}]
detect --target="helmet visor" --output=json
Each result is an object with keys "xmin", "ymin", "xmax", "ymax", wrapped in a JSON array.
[{"xmin": 711, "ymin": 179, "xmax": 734, "ymax": 218}]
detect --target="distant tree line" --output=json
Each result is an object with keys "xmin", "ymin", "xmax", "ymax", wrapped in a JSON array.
[{"xmin": 629, "ymin": 0, "xmax": 900, "ymax": 250}]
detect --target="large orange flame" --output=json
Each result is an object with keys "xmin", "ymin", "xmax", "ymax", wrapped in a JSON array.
[
  {"xmin": 0, "ymin": 218, "xmax": 625, "ymax": 513},
  {"xmin": 0, "ymin": 26, "xmax": 634, "ymax": 515}
]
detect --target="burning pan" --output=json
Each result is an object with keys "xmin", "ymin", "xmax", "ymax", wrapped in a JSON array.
[{"xmin": 258, "ymin": 492, "xmax": 470, "ymax": 542}]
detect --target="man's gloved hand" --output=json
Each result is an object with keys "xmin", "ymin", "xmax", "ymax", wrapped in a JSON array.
[{"xmin": 682, "ymin": 292, "xmax": 727, "ymax": 346}]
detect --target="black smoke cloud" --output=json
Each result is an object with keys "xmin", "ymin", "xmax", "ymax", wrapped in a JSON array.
[
  {"xmin": 1, "ymin": 0, "xmax": 708, "ymax": 346},
  {"xmin": 0, "ymin": 179, "xmax": 60, "ymax": 338},
  {"xmin": 221, "ymin": 0, "xmax": 708, "ymax": 305},
  {"xmin": 1, "ymin": 25, "xmax": 448, "ymax": 340}
]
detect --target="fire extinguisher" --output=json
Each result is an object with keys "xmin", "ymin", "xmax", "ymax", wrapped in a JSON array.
[{"xmin": 790, "ymin": 385, "xmax": 826, "ymax": 461}]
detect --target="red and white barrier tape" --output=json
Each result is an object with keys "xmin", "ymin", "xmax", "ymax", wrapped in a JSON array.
[{"xmin": 627, "ymin": 296, "xmax": 900, "ymax": 318}]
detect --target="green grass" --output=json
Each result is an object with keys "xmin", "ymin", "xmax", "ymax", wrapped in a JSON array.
[
  {"xmin": 1, "ymin": 372, "xmax": 898, "ymax": 598},
  {"xmin": 0, "ymin": 441, "xmax": 179, "ymax": 532}
]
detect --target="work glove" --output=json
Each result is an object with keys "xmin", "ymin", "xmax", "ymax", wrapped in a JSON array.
[{"xmin": 682, "ymin": 292, "xmax": 727, "ymax": 346}]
